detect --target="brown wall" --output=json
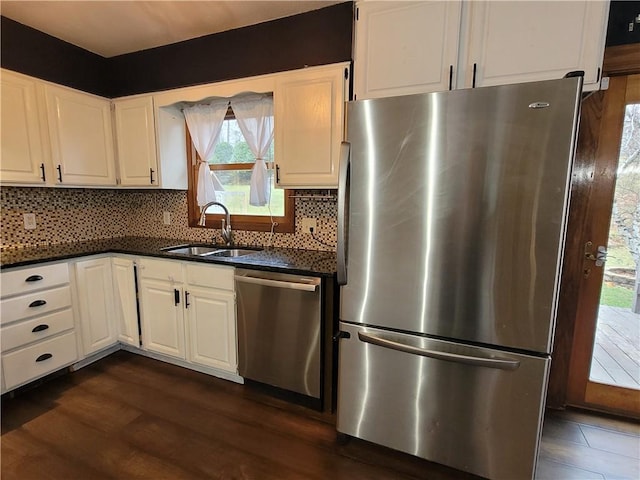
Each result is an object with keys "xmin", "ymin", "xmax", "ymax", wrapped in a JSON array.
[{"xmin": 1, "ymin": 3, "xmax": 353, "ymax": 98}]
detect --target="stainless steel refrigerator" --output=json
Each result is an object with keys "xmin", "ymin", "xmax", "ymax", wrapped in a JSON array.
[{"xmin": 336, "ymin": 77, "xmax": 583, "ymax": 480}]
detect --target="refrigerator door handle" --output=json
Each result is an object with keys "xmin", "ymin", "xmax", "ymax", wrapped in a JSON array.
[
  {"xmin": 337, "ymin": 141, "xmax": 351, "ymax": 286},
  {"xmin": 358, "ymin": 332, "xmax": 521, "ymax": 371}
]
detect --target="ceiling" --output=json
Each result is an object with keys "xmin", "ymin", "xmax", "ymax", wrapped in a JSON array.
[{"xmin": 0, "ymin": 1, "xmax": 342, "ymax": 58}]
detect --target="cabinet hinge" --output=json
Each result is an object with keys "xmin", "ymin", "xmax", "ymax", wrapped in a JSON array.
[{"xmin": 116, "ymin": 177, "xmax": 121, "ymax": 185}]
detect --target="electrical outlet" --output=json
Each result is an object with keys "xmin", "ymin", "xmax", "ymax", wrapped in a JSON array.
[
  {"xmin": 301, "ymin": 217, "xmax": 317, "ymax": 233},
  {"xmin": 23, "ymin": 213, "xmax": 36, "ymax": 230},
  {"xmin": 163, "ymin": 211, "xmax": 171, "ymax": 225}
]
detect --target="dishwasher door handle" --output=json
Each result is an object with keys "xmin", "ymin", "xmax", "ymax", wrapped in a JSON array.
[{"xmin": 235, "ymin": 275, "xmax": 319, "ymax": 292}]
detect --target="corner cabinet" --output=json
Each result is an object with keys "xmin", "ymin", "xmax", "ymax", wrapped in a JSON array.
[
  {"xmin": 111, "ymin": 257, "xmax": 140, "ymax": 347},
  {"xmin": 353, "ymin": 0, "xmax": 610, "ymax": 99},
  {"xmin": 0, "ymin": 70, "xmax": 47, "ymax": 184},
  {"xmin": 44, "ymin": 84, "xmax": 116, "ymax": 186},
  {"xmin": 74, "ymin": 257, "xmax": 118, "ymax": 356},
  {"xmin": 274, "ymin": 63, "xmax": 348, "ymax": 188},
  {"xmin": 113, "ymin": 96, "xmax": 159, "ymax": 187}
]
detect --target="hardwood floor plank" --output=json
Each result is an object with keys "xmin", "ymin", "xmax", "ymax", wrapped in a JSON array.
[
  {"xmin": 1, "ymin": 428, "xmax": 112, "ymax": 480},
  {"xmin": 535, "ymin": 457, "xmax": 605, "ymax": 480},
  {"xmin": 541, "ymin": 418, "xmax": 588, "ymax": 445},
  {"xmin": 8, "ymin": 400, "xmax": 196, "ymax": 479},
  {"xmin": 539, "ymin": 435, "xmax": 640, "ymax": 479},
  {"xmin": 580, "ymin": 424, "xmax": 640, "ymax": 460}
]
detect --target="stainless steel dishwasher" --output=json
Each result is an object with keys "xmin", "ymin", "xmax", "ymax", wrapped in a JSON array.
[{"xmin": 235, "ymin": 269, "xmax": 322, "ymax": 399}]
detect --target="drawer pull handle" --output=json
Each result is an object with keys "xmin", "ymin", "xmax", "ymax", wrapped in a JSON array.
[
  {"xmin": 29, "ymin": 300, "xmax": 47, "ymax": 308},
  {"xmin": 25, "ymin": 275, "xmax": 43, "ymax": 282},
  {"xmin": 32, "ymin": 324, "xmax": 50, "ymax": 333},
  {"xmin": 36, "ymin": 353, "xmax": 53, "ymax": 362}
]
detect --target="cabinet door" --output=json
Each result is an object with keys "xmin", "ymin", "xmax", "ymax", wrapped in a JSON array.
[
  {"xmin": 114, "ymin": 96, "xmax": 159, "ymax": 186},
  {"xmin": 112, "ymin": 257, "xmax": 139, "ymax": 347},
  {"xmin": 0, "ymin": 70, "xmax": 47, "ymax": 184},
  {"xmin": 354, "ymin": 1, "xmax": 462, "ymax": 99},
  {"xmin": 185, "ymin": 286, "xmax": 236, "ymax": 372},
  {"xmin": 139, "ymin": 279, "xmax": 185, "ymax": 359},
  {"xmin": 462, "ymin": 1, "xmax": 609, "ymax": 91},
  {"xmin": 75, "ymin": 258, "xmax": 117, "ymax": 356},
  {"xmin": 274, "ymin": 64, "xmax": 347, "ymax": 188},
  {"xmin": 45, "ymin": 85, "xmax": 116, "ymax": 185}
]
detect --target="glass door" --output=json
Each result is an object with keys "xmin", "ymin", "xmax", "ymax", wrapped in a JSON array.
[
  {"xmin": 590, "ymin": 99, "xmax": 639, "ymax": 390},
  {"xmin": 567, "ymin": 74, "xmax": 640, "ymax": 416}
]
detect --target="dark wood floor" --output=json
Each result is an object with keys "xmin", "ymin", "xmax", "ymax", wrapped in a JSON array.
[{"xmin": 2, "ymin": 351, "xmax": 638, "ymax": 480}]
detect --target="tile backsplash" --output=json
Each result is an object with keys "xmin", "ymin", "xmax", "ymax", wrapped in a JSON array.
[{"xmin": 1, "ymin": 187, "xmax": 338, "ymax": 252}]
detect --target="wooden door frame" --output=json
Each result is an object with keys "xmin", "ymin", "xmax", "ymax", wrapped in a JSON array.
[{"xmin": 547, "ymin": 44, "xmax": 640, "ymax": 415}]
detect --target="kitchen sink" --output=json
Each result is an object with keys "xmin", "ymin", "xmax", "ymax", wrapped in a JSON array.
[
  {"xmin": 207, "ymin": 248, "xmax": 261, "ymax": 258},
  {"xmin": 161, "ymin": 245, "xmax": 221, "ymax": 256},
  {"xmin": 161, "ymin": 244, "xmax": 261, "ymax": 257}
]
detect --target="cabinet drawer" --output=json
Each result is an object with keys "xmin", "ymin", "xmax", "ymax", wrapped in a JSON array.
[
  {"xmin": 0, "ymin": 285, "xmax": 72, "ymax": 325},
  {"xmin": 1, "ymin": 309, "xmax": 74, "ymax": 351},
  {"xmin": 138, "ymin": 258, "xmax": 183, "ymax": 282},
  {"xmin": 2, "ymin": 331, "xmax": 78, "ymax": 390},
  {"xmin": 186, "ymin": 263, "xmax": 234, "ymax": 291},
  {"xmin": 1, "ymin": 263, "xmax": 69, "ymax": 298}
]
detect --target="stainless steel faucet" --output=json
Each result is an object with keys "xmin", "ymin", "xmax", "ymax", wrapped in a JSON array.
[{"xmin": 198, "ymin": 201, "xmax": 233, "ymax": 246}]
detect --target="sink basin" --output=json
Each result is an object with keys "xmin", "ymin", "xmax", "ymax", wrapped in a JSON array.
[
  {"xmin": 206, "ymin": 248, "xmax": 261, "ymax": 258},
  {"xmin": 161, "ymin": 244, "xmax": 261, "ymax": 258},
  {"xmin": 161, "ymin": 245, "xmax": 220, "ymax": 256}
]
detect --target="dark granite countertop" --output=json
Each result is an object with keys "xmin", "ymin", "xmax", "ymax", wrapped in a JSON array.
[{"xmin": 0, "ymin": 237, "xmax": 337, "ymax": 277}]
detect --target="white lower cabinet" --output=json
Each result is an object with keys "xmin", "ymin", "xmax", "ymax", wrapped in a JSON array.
[
  {"xmin": 138, "ymin": 258, "xmax": 237, "ymax": 373},
  {"xmin": 111, "ymin": 257, "xmax": 140, "ymax": 347},
  {"xmin": 139, "ymin": 277, "xmax": 186, "ymax": 359},
  {"xmin": 0, "ymin": 262, "xmax": 78, "ymax": 394},
  {"xmin": 1, "ymin": 254, "xmax": 240, "ymax": 392},
  {"xmin": 184, "ymin": 263, "xmax": 236, "ymax": 373},
  {"xmin": 74, "ymin": 257, "xmax": 118, "ymax": 356}
]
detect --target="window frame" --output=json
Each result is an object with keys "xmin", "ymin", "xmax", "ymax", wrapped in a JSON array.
[{"xmin": 186, "ymin": 123, "xmax": 295, "ymax": 233}]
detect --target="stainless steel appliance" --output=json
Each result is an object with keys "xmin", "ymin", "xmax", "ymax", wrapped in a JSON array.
[
  {"xmin": 235, "ymin": 269, "xmax": 322, "ymax": 399},
  {"xmin": 336, "ymin": 77, "xmax": 583, "ymax": 479}
]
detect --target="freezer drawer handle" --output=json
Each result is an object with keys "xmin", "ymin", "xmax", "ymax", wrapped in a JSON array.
[
  {"xmin": 235, "ymin": 275, "xmax": 319, "ymax": 292},
  {"xmin": 358, "ymin": 332, "xmax": 520, "ymax": 371}
]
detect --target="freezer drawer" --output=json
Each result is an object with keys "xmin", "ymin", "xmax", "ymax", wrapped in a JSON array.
[{"xmin": 336, "ymin": 322, "xmax": 549, "ymax": 480}]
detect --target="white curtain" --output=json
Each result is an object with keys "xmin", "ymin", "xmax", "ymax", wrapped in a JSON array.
[
  {"xmin": 183, "ymin": 99, "xmax": 229, "ymax": 207},
  {"xmin": 230, "ymin": 93, "xmax": 274, "ymax": 206}
]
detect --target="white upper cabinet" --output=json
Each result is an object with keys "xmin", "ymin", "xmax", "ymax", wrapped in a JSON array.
[
  {"xmin": 354, "ymin": 1, "xmax": 462, "ymax": 99},
  {"xmin": 0, "ymin": 70, "xmax": 47, "ymax": 184},
  {"xmin": 354, "ymin": 0, "xmax": 609, "ymax": 98},
  {"xmin": 45, "ymin": 84, "xmax": 116, "ymax": 186},
  {"xmin": 461, "ymin": 1, "xmax": 610, "ymax": 91},
  {"xmin": 274, "ymin": 63, "xmax": 348, "ymax": 188},
  {"xmin": 113, "ymin": 96, "xmax": 159, "ymax": 187}
]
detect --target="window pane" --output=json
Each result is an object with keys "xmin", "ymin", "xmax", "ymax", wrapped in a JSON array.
[
  {"xmin": 211, "ymin": 118, "xmax": 274, "ymax": 165},
  {"xmin": 211, "ymin": 169, "xmax": 284, "ymax": 217}
]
